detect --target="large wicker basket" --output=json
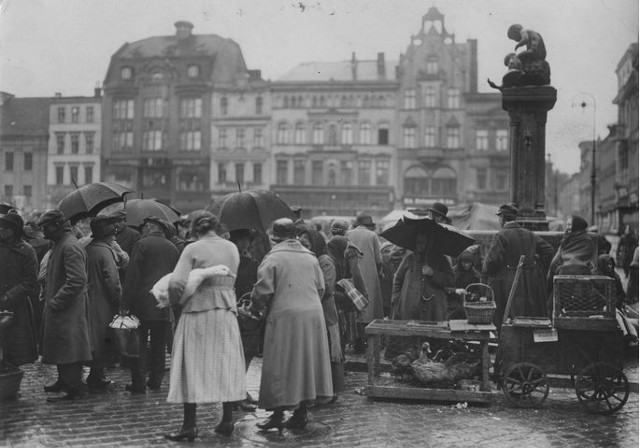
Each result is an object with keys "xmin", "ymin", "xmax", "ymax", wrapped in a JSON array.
[
  {"xmin": 0, "ymin": 364, "xmax": 24, "ymax": 401},
  {"xmin": 463, "ymin": 283, "xmax": 496, "ymax": 325}
]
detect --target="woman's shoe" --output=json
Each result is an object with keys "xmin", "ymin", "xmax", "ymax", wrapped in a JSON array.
[
  {"xmin": 214, "ymin": 421, "xmax": 235, "ymax": 437},
  {"xmin": 256, "ymin": 413, "xmax": 284, "ymax": 432},
  {"xmin": 164, "ymin": 427, "xmax": 198, "ymax": 442},
  {"xmin": 284, "ymin": 409, "xmax": 308, "ymax": 429},
  {"xmin": 44, "ymin": 381, "xmax": 64, "ymax": 393}
]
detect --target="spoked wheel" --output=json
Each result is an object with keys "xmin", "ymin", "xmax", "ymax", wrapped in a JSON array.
[
  {"xmin": 502, "ymin": 362, "xmax": 549, "ymax": 408},
  {"xmin": 575, "ymin": 362, "xmax": 630, "ymax": 414}
]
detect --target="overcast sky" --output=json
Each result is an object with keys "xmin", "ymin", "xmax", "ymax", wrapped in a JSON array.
[{"xmin": 0, "ymin": 0, "xmax": 637, "ymax": 174}]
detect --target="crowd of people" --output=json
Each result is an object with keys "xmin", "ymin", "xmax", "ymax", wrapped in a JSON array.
[{"xmin": 0, "ymin": 200, "xmax": 638, "ymax": 441}]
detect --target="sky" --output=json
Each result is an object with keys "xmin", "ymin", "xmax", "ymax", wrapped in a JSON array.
[{"xmin": 0, "ymin": 0, "xmax": 638, "ymax": 174}]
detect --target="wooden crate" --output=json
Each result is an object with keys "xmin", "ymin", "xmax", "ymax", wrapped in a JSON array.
[{"xmin": 553, "ymin": 275, "xmax": 615, "ymax": 319}]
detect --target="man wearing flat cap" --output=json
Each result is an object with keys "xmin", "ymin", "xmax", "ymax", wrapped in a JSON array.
[
  {"xmin": 37, "ymin": 210, "xmax": 92, "ymax": 401},
  {"xmin": 85, "ymin": 216, "xmax": 122, "ymax": 390},
  {"xmin": 110, "ymin": 209, "xmax": 141, "ymax": 257},
  {"xmin": 121, "ymin": 215, "xmax": 179, "ymax": 393},
  {"xmin": 347, "ymin": 213, "xmax": 383, "ymax": 353},
  {"xmin": 0, "ymin": 213, "xmax": 39, "ymax": 368},
  {"xmin": 482, "ymin": 204, "xmax": 553, "ymax": 328}
]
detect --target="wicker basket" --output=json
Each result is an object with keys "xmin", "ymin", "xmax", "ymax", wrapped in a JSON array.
[
  {"xmin": 553, "ymin": 275, "xmax": 615, "ymax": 319},
  {"xmin": 463, "ymin": 283, "xmax": 496, "ymax": 325},
  {"xmin": 0, "ymin": 364, "xmax": 24, "ymax": 401}
]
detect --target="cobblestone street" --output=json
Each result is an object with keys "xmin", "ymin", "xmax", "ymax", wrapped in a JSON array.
[{"xmin": 1, "ymin": 355, "xmax": 638, "ymax": 448}]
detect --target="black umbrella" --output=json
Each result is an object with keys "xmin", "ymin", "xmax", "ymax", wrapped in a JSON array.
[
  {"xmin": 209, "ymin": 190, "xmax": 296, "ymax": 232},
  {"xmin": 380, "ymin": 216, "xmax": 475, "ymax": 258},
  {"xmin": 102, "ymin": 199, "xmax": 181, "ymax": 227},
  {"xmin": 58, "ymin": 182, "xmax": 134, "ymax": 221}
]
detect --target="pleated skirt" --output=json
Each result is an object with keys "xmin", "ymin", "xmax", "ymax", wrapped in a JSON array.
[{"xmin": 167, "ymin": 308, "xmax": 246, "ymax": 404}]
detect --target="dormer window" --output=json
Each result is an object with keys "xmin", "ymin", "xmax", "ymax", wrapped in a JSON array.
[
  {"xmin": 187, "ymin": 65, "xmax": 200, "ymax": 78},
  {"xmin": 121, "ymin": 67, "xmax": 133, "ymax": 80}
]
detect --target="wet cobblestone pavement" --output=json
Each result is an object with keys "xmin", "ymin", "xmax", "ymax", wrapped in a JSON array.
[{"xmin": 1, "ymin": 356, "xmax": 638, "ymax": 447}]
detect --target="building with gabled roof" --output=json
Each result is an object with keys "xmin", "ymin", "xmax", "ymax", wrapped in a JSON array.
[{"xmin": 102, "ymin": 21, "xmax": 259, "ymax": 212}]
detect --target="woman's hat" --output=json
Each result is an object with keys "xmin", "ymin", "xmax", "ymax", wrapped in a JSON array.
[
  {"xmin": 271, "ymin": 218, "xmax": 296, "ymax": 242},
  {"xmin": 0, "ymin": 213, "xmax": 25, "ymax": 236}
]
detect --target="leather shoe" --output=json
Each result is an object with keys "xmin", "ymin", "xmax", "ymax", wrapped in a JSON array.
[
  {"xmin": 146, "ymin": 380, "xmax": 161, "ymax": 391},
  {"xmin": 214, "ymin": 421, "xmax": 235, "ymax": 437},
  {"xmin": 256, "ymin": 412, "xmax": 284, "ymax": 432},
  {"xmin": 284, "ymin": 409, "xmax": 308, "ymax": 429},
  {"xmin": 232, "ymin": 400, "xmax": 257, "ymax": 412},
  {"xmin": 87, "ymin": 377, "xmax": 112, "ymax": 391},
  {"xmin": 164, "ymin": 427, "xmax": 198, "ymax": 442},
  {"xmin": 44, "ymin": 381, "xmax": 64, "ymax": 393},
  {"xmin": 125, "ymin": 384, "xmax": 146, "ymax": 394}
]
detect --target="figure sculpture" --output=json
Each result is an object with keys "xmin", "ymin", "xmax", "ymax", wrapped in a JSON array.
[{"xmin": 488, "ymin": 24, "xmax": 550, "ymax": 90}]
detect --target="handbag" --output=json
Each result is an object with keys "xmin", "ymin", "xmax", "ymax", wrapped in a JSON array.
[
  {"xmin": 336, "ymin": 279, "xmax": 370, "ymax": 312},
  {"xmin": 108, "ymin": 314, "xmax": 141, "ymax": 357}
]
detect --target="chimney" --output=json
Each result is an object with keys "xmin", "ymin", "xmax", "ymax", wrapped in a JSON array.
[
  {"xmin": 468, "ymin": 39, "xmax": 478, "ymax": 93},
  {"xmin": 377, "ymin": 52, "xmax": 386, "ymax": 79},
  {"xmin": 94, "ymin": 87, "xmax": 102, "ymax": 98},
  {"xmin": 351, "ymin": 52, "xmax": 358, "ymax": 81},
  {"xmin": 55, "ymin": 92, "xmax": 62, "ymax": 98},
  {"xmin": 174, "ymin": 21, "xmax": 194, "ymax": 39}
]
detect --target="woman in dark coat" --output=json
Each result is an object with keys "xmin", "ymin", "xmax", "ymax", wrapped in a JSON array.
[
  {"xmin": 85, "ymin": 217, "xmax": 122, "ymax": 390},
  {"xmin": 548, "ymin": 215, "xmax": 596, "ymax": 280},
  {"xmin": 0, "ymin": 213, "xmax": 38, "ymax": 367}
]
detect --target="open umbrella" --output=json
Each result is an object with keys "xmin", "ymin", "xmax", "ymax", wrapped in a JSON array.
[
  {"xmin": 58, "ymin": 182, "xmax": 134, "ymax": 222},
  {"xmin": 103, "ymin": 199, "xmax": 181, "ymax": 227},
  {"xmin": 0, "ymin": 201, "xmax": 17, "ymax": 214},
  {"xmin": 209, "ymin": 190, "xmax": 295, "ymax": 232},
  {"xmin": 380, "ymin": 216, "xmax": 475, "ymax": 258}
]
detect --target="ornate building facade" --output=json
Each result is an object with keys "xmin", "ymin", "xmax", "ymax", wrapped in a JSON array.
[
  {"xmin": 102, "ymin": 21, "xmax": 255, "ymax": 212},
  {"xmin": 47, "ymin": 91, "xmax": 102, "ymax": 208},
  {"xmin": 270, "ymin": 7, "xmax": 509, "ymax": 217}
]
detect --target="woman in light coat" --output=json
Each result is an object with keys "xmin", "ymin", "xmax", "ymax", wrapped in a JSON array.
[
  {"xmin": 252, "ymin": 218, "xmax": 333, "ymax": 431},
  {"xmin": 165, "ymin": 213, "xmax": 245, "ymax": 441}
]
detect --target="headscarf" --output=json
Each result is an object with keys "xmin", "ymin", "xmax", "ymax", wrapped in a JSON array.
[
  {"xmin": 297, "ymin": 226, "xmax": 327, "ymax": 258},
  {"xmin": 560, "ymin": 214, "xmax": 591, "ymax": 251},
  {"xmin": 596, "ymin": 254, "xmax": 616, "ymax": 277}
]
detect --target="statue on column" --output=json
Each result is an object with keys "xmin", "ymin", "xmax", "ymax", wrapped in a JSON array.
[{"xmin": 488, "ymin": 24, "xmax": 551, "ymax": 90}]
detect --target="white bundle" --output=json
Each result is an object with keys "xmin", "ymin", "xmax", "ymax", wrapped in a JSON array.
[{"xmin": 151, "ymin": 265, "xmax": 236, "ymax": 308}]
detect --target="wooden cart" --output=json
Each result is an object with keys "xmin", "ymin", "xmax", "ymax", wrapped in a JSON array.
[
  {"xmin": 497, "ymin": 275, "xmax": 630, "ymax": 414},
  {"xmin": 364, "ymin": 319, "xmax": 496, "ymax": 404}
]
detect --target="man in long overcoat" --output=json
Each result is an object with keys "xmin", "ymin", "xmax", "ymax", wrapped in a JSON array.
[
  {"xmin": 85, "ymin": 216, "xmax": 122, "ymax": 390},
  {"xmin": 482, "ymin": 204, "xmax": 554, "ymax": 329},
  {"xmin": 38, "ymin": 210, "xmax": 92, "ymax": 402},
  {"xmin": 0, "ymin": 213, "xmax": 38, "ymax": 367},
  {"xmin": 347, "ymin": 214, "xmax": 383, "ymax": 353},
  {"xmin": 121, "ymin": 216, "xmax": 179, "ymax": 393}
]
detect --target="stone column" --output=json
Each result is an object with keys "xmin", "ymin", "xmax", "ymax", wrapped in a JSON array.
[{"xmin": 502, "ymin": 85, "xmax": 557, "ymax": 230}]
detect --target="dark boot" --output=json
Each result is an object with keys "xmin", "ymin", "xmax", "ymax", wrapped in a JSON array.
[
  {"xmin": 257, "ymin": 410, "xmax": 284, "ymax": 432},
  {"xmin": 284, "ymin": 406, "xmax": 308, "ymax": 429},
  {"xmin": 165, "ymin": 403, "xmax": 198, "ymax": 442}
]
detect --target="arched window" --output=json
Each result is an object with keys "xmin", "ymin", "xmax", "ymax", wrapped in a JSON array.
[
  {"xmin": 377, "ymin": 122, "xmax": 389, "ymax": 145},
  {"xmin": 341, "ymin": 123, "xmax": 353, "ymax": 145},
  {"xmin": 446, "ymin": 126, "xmax": 460, "ymax": 148},
  {"xmin": 404, "ymin": 166, "xmax": 428, "ymax": 196},
  {"xmin": 431, "ymin": 167, "xmax": 457, "ymax": 197}
]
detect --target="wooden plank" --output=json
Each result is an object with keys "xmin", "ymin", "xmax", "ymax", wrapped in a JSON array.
[
  {"xmin": 364, "ymin": 385, "xmax": 493, "ymax": 403},
  {"xmin": 449, "ymin": 319, "xmax": 497, "ymax": 332},
  {"xmin": 553, "ymin": 317, "xmax": 618, "ymax": 331}
]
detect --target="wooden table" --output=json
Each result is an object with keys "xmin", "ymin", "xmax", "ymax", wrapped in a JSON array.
[{"xmin": 364, "ymin": 319, "xmax": 496, "ymax": 404}]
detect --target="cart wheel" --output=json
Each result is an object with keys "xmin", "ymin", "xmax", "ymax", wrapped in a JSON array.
[
  {"xmin": 502, "ymin": 362, "xmax": 549, "ymax": 408},
  {"xmin": 575, "ymin": 362, "xmax": 629, "ymax": 415}
]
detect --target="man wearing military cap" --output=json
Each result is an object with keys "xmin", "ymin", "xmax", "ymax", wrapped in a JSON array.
[
  {"xmin": 482, "ymin": 204, "xmax": 554, "ymax": 328},
  {"xmin": 121, "ymin": 215, "xmax": 179, "ymax": 393},
  {"xmin": 37, "ymin": 210, "xmax": 92, "ymax": 401}
]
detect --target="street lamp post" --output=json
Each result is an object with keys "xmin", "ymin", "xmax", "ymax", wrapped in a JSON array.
[{"xmin": 572, "ymin": 92, "xmax": 597, "ymax": 224}]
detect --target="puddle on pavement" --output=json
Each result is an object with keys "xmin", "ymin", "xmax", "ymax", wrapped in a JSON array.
[{"xmin": 234, "ymin": 414, "xmax": 333, "ymax": 444}]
